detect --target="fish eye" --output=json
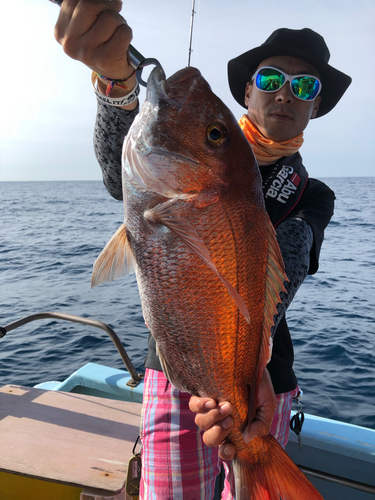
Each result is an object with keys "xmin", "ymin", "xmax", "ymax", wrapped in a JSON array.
[{"xmin": 206, "ymin": 123, "xmax": 228, "ymax": 147}]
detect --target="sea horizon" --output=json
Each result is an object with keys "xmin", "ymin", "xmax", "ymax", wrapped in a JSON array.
[{"xmin": 1, "ymin": 177, "xmax": 374, "ymax": 429}]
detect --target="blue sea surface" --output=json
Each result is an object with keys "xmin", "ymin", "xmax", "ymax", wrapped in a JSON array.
[{"xmin": 0, "ymin": 178, "xmax": 374, "ymax": 429}]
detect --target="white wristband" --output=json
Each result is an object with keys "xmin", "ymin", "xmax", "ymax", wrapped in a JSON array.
[{"xmin": 91, "ymin": 72, "xmax": 140, "ymax": 107}]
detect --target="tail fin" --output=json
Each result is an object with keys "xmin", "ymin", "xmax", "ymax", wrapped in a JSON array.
[{"xmin": 233, "ymin": 435, "xmax": 323, "ymax": 500}]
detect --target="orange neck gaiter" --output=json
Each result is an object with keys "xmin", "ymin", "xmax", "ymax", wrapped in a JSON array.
[{"xmin": 238, "ymin": 114, "xmax": 304, "ymax": 163}]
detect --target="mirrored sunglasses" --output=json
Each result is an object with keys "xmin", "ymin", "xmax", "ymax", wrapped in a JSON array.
[{"xmin": 252, "ymin": 66, "xmax": 322, "ymax": 101}]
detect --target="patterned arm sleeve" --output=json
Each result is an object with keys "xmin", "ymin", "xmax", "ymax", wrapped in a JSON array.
[
  {"xmin": 93, "ymin": 101, "xmax": 140, "ymax": 201},
  {"xmin": 271, "ymin": 217, "xmax": 314, "ymax": 336}
]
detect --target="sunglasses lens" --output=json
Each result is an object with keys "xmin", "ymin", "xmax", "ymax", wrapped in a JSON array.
[
  {"xmin": 255, "ymin": 68, "xmax": 285, "ymax": 92},
  {"xmin": 291, "ymin": 77, "xmax": 320, "ymax": 100}
]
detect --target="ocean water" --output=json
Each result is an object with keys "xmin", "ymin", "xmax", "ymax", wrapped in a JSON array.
[{"xmin": 0, "ymin": 178, "xmax": 374, "ymax": 429}]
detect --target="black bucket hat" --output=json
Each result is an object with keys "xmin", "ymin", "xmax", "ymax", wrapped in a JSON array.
[{"xmin": 228, "ymin": 28, "xmax": 352, "ymax": 118}]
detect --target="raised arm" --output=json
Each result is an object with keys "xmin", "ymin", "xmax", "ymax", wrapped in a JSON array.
[
  {"xmin": 54, "ymin": 0, "xmax": 139, "ymax": 199},
  {"xmin": 55, "ymin": 0, "xmax": 135, "ymax": 99}
]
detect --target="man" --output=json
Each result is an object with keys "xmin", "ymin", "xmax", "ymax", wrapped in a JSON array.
[
  {"xmin": 55, "ymin": 3, "xmax": 351, "ymax": 498},
  {"xmin": 189, "ymin": 27, "xmax": 352, "ymax": 465}
]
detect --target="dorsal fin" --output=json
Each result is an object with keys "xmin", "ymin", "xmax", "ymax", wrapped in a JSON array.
[
  {"xmin": 145, "ymin": 199, "xmax": 250, "ymax": 323},
  {"xmin": 258, "ymin": 216, "xmax": 288, "ymax": 381},
  {"xmin": 91, "ymin": 224, "xmax": 135, "ymax": 288}
]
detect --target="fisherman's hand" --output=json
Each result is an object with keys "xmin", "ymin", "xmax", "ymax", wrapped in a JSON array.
[
  {"xmin": 189, "ymin": 398, "xmax": 236, "ymax": 460},
  {"xmin": 54, "ymin": 0, "xmax": 136, "ymax": 105},
  {"xmin": 243, "ymin": 368, "xmax": 277, "ymax": 444},
  {"xmin": 189, "ymin": 368, "xmax": 277, "ymax": 461}
]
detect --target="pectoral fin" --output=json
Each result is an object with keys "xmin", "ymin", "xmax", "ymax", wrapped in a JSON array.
[
  {"xmin": 91, "ymin": 223, "xmax": 135, "ymax": 288},
  {"xmin": 145, "ymin": 199, "xmax": 250, "ymax": 323}
]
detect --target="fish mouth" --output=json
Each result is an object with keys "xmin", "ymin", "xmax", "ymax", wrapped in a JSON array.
[
  {"xmin": 142, "ymin": 66, "xmax": 202, "ymax": 165},
  {"xmin": 146, "ymin": 66, "xmax": 202, "ymax": 109}
]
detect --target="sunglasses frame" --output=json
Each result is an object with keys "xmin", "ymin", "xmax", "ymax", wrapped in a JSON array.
[{"xmin": 252, "ymin": 66, "xmax": 322, "ymax": 101}]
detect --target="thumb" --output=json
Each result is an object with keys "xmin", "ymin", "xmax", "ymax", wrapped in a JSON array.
[{"xmin": 243, "ymin": 420, "xmax": 268, "ymax": 444}]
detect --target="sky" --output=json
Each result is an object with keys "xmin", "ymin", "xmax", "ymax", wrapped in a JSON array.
[{"xmin": 1, "ymin": 0, "xmax": 374, "ymax": 181}]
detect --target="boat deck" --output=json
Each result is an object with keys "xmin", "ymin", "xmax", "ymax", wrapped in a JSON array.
[
  {"xmin": 0, "ymin": 384, "xmax": 142, "ymax": 500},
  {"xmin": 2, "ymin": 362, "xmax": 375, "ymax": 499}
]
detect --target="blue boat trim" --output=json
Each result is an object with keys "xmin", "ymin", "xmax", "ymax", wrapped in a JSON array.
[
  {"xmin": 289, "ymin": 412, "xmax": 375, "ymax": 462},
  {"xmin": 287, "ymin": 412, "xmax": 375, "ymax": 497},
  {"xmin": 35, "ymin": 362, "xmax": 144, "ymax": 403}
]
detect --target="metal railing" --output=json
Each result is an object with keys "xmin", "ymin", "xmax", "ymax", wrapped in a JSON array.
[{"xmin": 1, "ymin": 312, "xmax": 143, "ymax": 387}]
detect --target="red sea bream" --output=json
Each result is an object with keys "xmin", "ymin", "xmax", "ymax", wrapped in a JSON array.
[{"xmin": 92, "ymin": 66, "xmax": 323, "ymax": 500}]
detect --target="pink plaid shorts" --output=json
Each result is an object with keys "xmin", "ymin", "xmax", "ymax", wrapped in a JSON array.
[{"xmin": 140, "ymin": 368, "xmax": 299, "ymax": 500}]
